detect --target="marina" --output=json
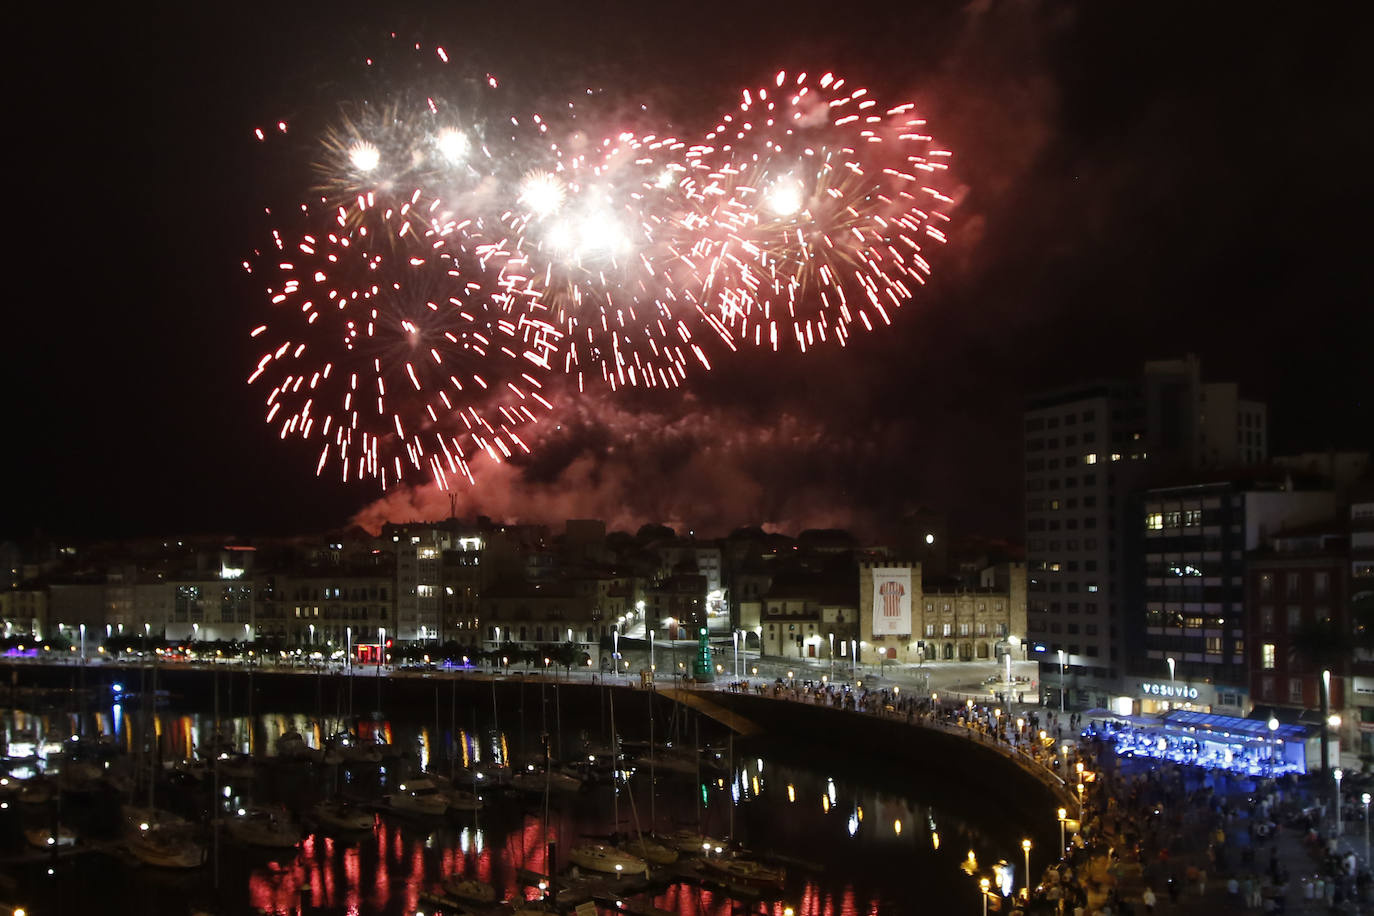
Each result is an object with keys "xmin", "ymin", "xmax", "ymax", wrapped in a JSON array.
[{"xmin": 0, "ymin": 672, "xmax": 1046, "ymax": 914}]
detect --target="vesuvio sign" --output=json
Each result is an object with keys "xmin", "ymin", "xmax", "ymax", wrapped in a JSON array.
[{"xmin": 1140, "ymin": 682, "xmax": 1199, "ymax": 699}]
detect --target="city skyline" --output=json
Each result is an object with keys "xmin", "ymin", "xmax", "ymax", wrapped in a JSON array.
[{"xmin": 6, "ymin": 2, "xmax": 1370, "ymax": 542}]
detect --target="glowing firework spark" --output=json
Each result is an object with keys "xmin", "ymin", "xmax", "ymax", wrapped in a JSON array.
[
  {"xmin": 517, "ymin": 170, "xmax": 566, "ymax": 219},
  {"xmin": 347, "ymin": 140, "xmax": 381, "ymax": 173},
  {"xmin": 245, "ymin": 202, "xmax": 561, "ymax": 490},
  {"xmin": 500, "ymin": 123, "xmax": 731, "ymax": 391},
  {"xmin": 682, "ymin": 70, "xmax": 954, "ymax": 353}
]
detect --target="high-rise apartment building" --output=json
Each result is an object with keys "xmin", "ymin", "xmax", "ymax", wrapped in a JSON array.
[{"xmin": 1024, "ymin": 355, "xmax": 1269, "ymax": 709}]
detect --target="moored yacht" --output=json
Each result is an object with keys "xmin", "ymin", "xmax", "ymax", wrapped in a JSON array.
[
  {"xmin": 700, "ymin": 854, "xmax": 786, "ymax": 888},
  {"xmin": 224, "ymin": 806, "xmax": 301, "ymax": 849},
  {"xmin": 25, "ymin": 825, "xmax": 77, "ymax": 849},
  {"xmin": 384, "ymin": 777, "xmax": 449, "ymax": 817},
  {"xmin": 126, "ymin": 824, "xmax": 205, "ymax": 869},
  {"xmin": 441, "ymin": 876, "xmax": 497, "ymax": 904},
  {"xmin": 308, "ymin": 799, "xmax": 375, "ymax": 833},
  {"xmin": 567, "ymin": 843, "xmax": 648, "ymax": 877}
]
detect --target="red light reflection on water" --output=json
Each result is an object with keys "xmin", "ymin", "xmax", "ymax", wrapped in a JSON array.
[
  {"xmin": 343, "ymin": 845, "xmax": 361, "ymax": 912},
  {"xmin": 655, "ymin": 882, "xmax": 873, "ymax": 916},
  {"xmin": 247, "ymin": 822, "xmax": 880, "ymax": 916},
  {"xmin": 247, "ymin": 856, "xmax": 308, "ymax": 915}
]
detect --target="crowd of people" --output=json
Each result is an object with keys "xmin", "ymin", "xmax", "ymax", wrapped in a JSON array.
[
  {"xmin": 1084, "ymin": 718, "xmax": 1304, "ymax": 779},
  {"xmin": 727, "ymin": 677, "xmax": 1374, "ymax": 913}
]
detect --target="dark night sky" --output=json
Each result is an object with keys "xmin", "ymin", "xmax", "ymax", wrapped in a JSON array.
[{"xmin": 6, "ymin": 2, "xmax": 1371, "ymax": 542}]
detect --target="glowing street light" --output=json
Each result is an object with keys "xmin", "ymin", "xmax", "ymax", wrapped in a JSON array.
[
  {"xmin": 1268, "ymin": 717, "xmax": 1280, "ymax": 772},
  {"xmin": 1021, "ymin": 839, "xmax": 1032, "ymax": 899},
  {"xmin": 979, "ymin": 877, "xmax": 991, "ymax": 916},
  {"xmin": 1058, "ymin": 807, "xmax": 1068, "ymax": 852}
]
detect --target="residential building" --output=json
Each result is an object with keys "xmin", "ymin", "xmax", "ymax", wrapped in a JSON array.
[
  {"xmin": 1247, "ymin": 519, "xmax": 1351, "ymax": 747},
  {"xmin": 1134, "ymin": 473, "xmax": 1337, "ymax": 716}
]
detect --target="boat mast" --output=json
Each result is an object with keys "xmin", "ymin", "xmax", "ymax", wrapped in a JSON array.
[{"xmin": 609, "ymin": 689, "xmax": 620, "ymax": 839}]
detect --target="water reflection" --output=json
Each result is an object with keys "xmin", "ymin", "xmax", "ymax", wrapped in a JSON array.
[{"xmin": 1, "ymin": 702, "xmax": 1042, "ymax": 915}]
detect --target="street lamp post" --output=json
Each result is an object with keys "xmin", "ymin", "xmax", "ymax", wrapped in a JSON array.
[
  {"xmin": 1058, "ymin": 649, "xmax": 1067, "ymax": 713},
  {"xmin": 1357, "ymin": 791, "xmax": 1368, "ymax": 862},
  {"xmin": 828, "ymin": 632, "xmax": 835, "ymax": 685},
  {"xmin": 980, "ymin": 877, "xmax": 990, "ymax": 916},
  {"xmin": 1268, "ymin": 717, "xmax": 1279, "ymax": 774},
  {"xmin": 1058, "ymin": 808, "xmax": 1068, "ymax": 853},
  {"xmin": 1335, "ymin": 768, "xmax": 1344, "ymax": 835},
  {"xmin": 377, "ymin": 626, "xmax": 386, "ymax": 711},
  {"xmin": 1322, "ymin": 669, "xmax": 1332, "ymax": 773},
  {"xmin": 1021, "ymin": 839, "xmax": 1032, "ymax": 900},
  {"xmin": 1004, "ymin": 651, "xmax": 1012, "ymax": 707},
  {"xmin": 649, "ymin": 629, "xmax": 655, "ymax": 674}
]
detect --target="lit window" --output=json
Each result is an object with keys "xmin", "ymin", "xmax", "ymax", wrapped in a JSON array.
[
  {"xmin": 1261, "ymin": 643, "xmax": 1276, "ymax": 670},
  {"xmin": 1146, "ymin": 513, "xmax": 1164, "ymax": 531},
  {"xmin": 1084, "ymin": 454, "xmax": 1098, "ymax": 465}
]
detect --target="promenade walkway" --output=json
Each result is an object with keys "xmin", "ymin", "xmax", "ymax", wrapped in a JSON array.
[{"xmin": 682, "ymin": 678, "xmax": 1374, "ymax": 914}]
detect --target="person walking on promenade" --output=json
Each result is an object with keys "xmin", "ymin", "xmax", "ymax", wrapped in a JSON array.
[{"xmin": 1141, "ymin": 885, "xmax": 1156, "ymax": 913}]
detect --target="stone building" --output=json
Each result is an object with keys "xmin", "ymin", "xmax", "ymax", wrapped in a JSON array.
[{"xmin": 859, "ymin": 560, "xmax": 1027, "ymax": 665}]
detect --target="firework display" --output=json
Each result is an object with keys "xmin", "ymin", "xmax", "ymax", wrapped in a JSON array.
[
  {"xmin": 247, "ymin": 42, "xmax": 953, "ymax": 488},
  {"xmin": 682, "ymin": 70, "xmax": 953, "ymax": 353},
  {"xmin": 245, "ymin": 201, "xmax": 560, "ymax": 490}
]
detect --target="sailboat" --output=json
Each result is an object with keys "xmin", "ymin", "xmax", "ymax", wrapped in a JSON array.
[
  {"xmin": 628, "ymin": 834, "xmax": 679, "ymax": 865},
  {"xmin": 440, "ymin": 875, "xmax": 498, "ymax": 904},
  {"xmin": 424, "ymin": 772, "xmax": 484, "ymax": 812},
  {"xmin": 567, "ymin": 689, "xmax": 650, "ymax": 878},
  {"xmin": 511, "ymin": 761, "xmax": 583, "ymax": 793},
  {"xmin": 307, "ymin": 799, "xmax": 375, "ymax": 833},
  {"xmin": 224, "ymin": 805, "xmax": 302, "ymax": 849},
  {"xmin": 384, "ymin": 777, "xmax": 450, "ymax": 817},
  {"xmin": 567, "ymin": 843, "xmax": 649, "ymax": 877},
  {"xmin": 126, "ymin": 822, "xmax": 206, "ymax": 869},
  {"xmin": 124, "ymin": 655, "xmax": 205, "ymax": 868},
  {"xmin": 25, "ymin": 825, "xmax": 77, "ymax": 849},
  {"xmin": 700, "ymin": 854, "xmax": 786, "ymax": 888}
]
